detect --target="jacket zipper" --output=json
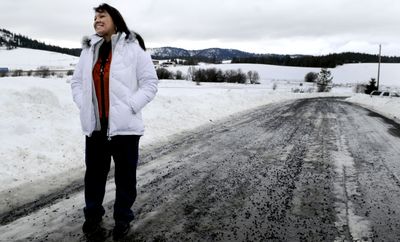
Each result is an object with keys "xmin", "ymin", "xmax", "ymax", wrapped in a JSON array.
[
  {"xmin": 100, "ymin": 63, "xmax": 106, "ymax": 124},
  {"xmin": 100, "ymin": 47, "xmax": 111, "ymax": 140},
  {"xmin": 107, "ymin": 39, "xmax": 117, "ymax": 141},
  {"xmin": 100, "ymin": 39, "xmax": 114, "ymax": 141}
]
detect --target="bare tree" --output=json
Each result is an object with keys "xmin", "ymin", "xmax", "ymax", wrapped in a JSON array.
[{"xmin": 247, "ymin": 70, "xmax": 260, "ymax": 84}]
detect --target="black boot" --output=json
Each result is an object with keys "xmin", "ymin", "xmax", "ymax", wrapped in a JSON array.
[
  {"xmin": 82, "ymin": 218, "xmax": 106, "ymax": 240},
  {"xmin": 112, "ymin": 221, "xmax": 130, "ymax": 240}
]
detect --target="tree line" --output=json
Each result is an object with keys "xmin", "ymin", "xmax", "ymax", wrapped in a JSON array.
[
  {"xmin": 191, "ymin": 68, "xmax": 259, "ymax": 84},
  {"xmin": 156, "ymin": 67, "xmax": 260, "ymax": 84},
  {"xmin": 232, "ymin": 52, "xmax": 400, "ymax": 68},
  {"xmin": 0, "ymin": 66, "xmax": 74, "ymax": 78}
]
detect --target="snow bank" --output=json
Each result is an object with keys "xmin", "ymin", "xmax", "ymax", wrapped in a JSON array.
[
  {"xmin": 143, "ymin": 80, "xmax": 307, "ymax": 147},
  {"xmin": 0, "ymin": 77, "xmax": 82, "ymax": 191},
  {"xmin": 346, "ymin": 94, "xmax": 400, "ymax": 123}
]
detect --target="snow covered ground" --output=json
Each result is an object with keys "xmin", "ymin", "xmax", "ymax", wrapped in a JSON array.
[
  {"xmin": 0, "ymin": 47, "xmax": 77, "ymax": 70},
  {"xmin": 346, "ymin": 93, "xmax": 400, "ymax": 123},
  {"xmin": 1, "ymin": 47, "xmax": 400, "ymax": 195}
]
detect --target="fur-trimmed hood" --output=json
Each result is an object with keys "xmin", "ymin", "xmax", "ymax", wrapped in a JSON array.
[{"xmin": 81, "ymin": 31, "xmax": 137, "ymax": 49}]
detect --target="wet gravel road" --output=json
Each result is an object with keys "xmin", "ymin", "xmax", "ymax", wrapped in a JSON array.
[{"xmin": 1, "ymin": 97, "xmax": 400, "ymax": 241}]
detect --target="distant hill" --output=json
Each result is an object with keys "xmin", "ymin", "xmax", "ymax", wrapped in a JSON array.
[
  {"xmin": 0, "ymin": 28, "xmax": 81, "ymax": 57},
  {"xmin": 150, "ymin": 47, "xmax": 400, "ymax": 68},
  {"xmin": 148, "ymin": 47, "xmax": 257, "ymax": 61}
]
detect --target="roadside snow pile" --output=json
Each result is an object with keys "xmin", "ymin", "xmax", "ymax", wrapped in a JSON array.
[
  {"xmin": 346, "ymin": 94, "xmax": 400, "ymax": 123},
  {"xmin": 0, "ymin": 77, "xmax": 82, "ymax": 191},
  {"xmin": 143, "ymin": 80, "xmax": 301, "ymax": 146}
]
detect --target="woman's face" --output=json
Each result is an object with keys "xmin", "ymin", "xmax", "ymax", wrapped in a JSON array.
[{"xmin": 94, "ymin": 11, "xmax": 116, "ymax": 40}]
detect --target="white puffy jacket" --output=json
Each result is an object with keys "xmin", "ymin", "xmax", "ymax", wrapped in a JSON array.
[{"xmin": 71, "ymin": 32, "xmax": 158, "ymax": 137}]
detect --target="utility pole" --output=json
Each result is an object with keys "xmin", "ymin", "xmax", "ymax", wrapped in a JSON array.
[{"xmin": 377, "ymin": 44, "xmax": 381, "ymax": 90}]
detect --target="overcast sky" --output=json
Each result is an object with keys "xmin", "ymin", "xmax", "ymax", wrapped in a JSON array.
[{"xmin": 1, "ymin": 0, "xmax": 400, "ymax": 56}]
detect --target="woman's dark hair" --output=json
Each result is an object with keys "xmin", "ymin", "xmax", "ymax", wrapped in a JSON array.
[{"xmin": 94, "ymin": 3, "xmax": 146, "ymax": 50}]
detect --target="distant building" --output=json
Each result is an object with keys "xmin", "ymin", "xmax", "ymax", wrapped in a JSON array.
[
  {"xmin": 0, "ymin": 67, "xmax": 9, "ymax": 73},
  {"xmin": 161, "ymin": 61, "xmax": 176, "ymax": 67},
  {"xmin": 152, "ymin": 60, "xmax": 160, "ymax": 69}
]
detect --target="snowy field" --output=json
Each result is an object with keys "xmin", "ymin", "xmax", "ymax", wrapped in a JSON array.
[
  {"xmin": 0, "ymin": 47, "xmax": 77, "ymax": 70},
  {"xmin": 1, "ymin": 47, "xmax": 400, "ymax": 196},
  {"xmin": 166, "ymin": 62, "xmax": 400, "ymax": 88}
]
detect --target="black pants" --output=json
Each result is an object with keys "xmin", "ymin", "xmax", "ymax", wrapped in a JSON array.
[{"xmin": 83, "ymin": 125, "xmax": 140, "ymax": 223}]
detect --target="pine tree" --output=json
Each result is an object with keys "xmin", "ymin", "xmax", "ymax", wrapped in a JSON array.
[
  {"xmin": 364, "ymin": 78, "xmax": 378, "ymax": 94},
  {"xmin": 316, "ymin": 68, "xmax": 333, "ymax": 92}
]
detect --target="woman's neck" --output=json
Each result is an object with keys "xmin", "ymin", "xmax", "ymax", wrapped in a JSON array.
[
  {"xmin": 103, "ymin": 31, "xmax": 116, "ymax": 42},
  {"xmin": 103, "ymin": 35, "xmax": 112, "ymax": 42}
]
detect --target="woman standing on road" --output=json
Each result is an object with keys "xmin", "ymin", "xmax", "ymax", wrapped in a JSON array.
[{"xmin": 71, "ymin": 3, "xmax": 158, "ymax": 240}]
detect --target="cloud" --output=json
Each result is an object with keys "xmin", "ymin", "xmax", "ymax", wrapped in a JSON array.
[{"xmin": 1, "ymin": 0, "xmax": 400, "ymax": 55}]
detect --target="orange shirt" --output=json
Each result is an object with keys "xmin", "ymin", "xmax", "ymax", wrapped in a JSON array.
[{"xmin": 92, "ymin": 51, "xmax": 112, "ymax": 119}]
